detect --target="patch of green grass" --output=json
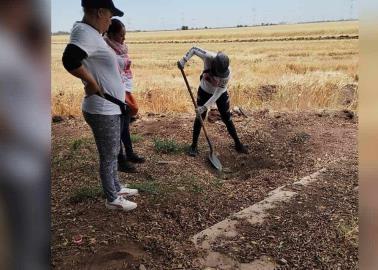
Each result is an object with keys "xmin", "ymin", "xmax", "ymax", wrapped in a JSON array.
[
  {"xmin": 130, "ymin": 134, "xmax": 144, "ymax": 143},
  {"xmin": 128, "ymin": 182, "xmax": 160, "ymax": 195},
  {"xmin": 70, "ymin": 137, "xmax": 93, "ymax": 151},
  {"xmin": 181, "ymin": 175, "xmax": 204, "ymax": 194},
  {"xmin": 70, "ymin": 186, "xmax": 104, "ymax": 203},
  {"xmin": 191, "ymin": 183, "xmax": 204, "ymax": 194},
  {"xmin": 213, "ymin": 178, "xmax": 224, "ymax": 188},
  {"xmin": 153, "ymin": 138, "xmax": 189, "ymax": 154},
  {"xmin": 336, "ymin": 217, "xmax": 358, "ymax": 247}
]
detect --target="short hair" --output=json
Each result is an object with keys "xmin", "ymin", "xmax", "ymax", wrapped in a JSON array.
[
  {"xmin": 107, "ymin": 18, "xmax": 125, "ymax": 35},
  {"xmin": 83, "ymin": 7, "xmax": 100, "ymax": 17}
]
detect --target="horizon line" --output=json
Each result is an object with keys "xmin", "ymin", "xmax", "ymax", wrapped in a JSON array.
[{"xmin": 51, "ymin": 18, "xmax": 358, "ymax": 35}]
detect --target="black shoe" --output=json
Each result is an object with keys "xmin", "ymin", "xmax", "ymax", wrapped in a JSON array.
[
  {"xmin": 126, "ymin": 153, "xmax": 145, "ymax": 163},
  {"xmin": 235, "ymin": 143, "xmax": 249, "ymax": 154},
  {"xmin": 130, "ymin": 116, "xmax": 137, "ymax": 124},
  {"xmin": 188, "ymin": 145, "xmax": 199, "ymax": 157},
  {"xmin": 118, "ymin": 160, "xmax": 137, "ymax": 173}
]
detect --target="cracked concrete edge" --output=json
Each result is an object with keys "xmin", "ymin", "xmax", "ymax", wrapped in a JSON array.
[
  {"xmin": 293, "ymin": 168, "xmax": 327, "ymax": 186},
  {"xmin": 192, "ymin": 167, "xmax": 328, "ymax": 269}
]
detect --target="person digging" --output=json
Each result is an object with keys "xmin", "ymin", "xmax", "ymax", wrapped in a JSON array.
[{"xmin": 177, "ymin": 47, "xmax": 248, "ymax": 157}]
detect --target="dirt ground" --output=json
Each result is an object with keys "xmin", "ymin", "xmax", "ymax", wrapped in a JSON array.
[{"xmin": 51, "ymin": 109, "xmax": 358, "ymax": 269}]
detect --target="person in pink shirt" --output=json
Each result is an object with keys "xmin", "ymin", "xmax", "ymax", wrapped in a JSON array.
[{"xmin": 104, "ymin": 18, "xmax": 145, "ymax": 173}]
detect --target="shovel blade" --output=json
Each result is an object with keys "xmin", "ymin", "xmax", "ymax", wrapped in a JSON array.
[{"xmin": 208, "ymin": 152, "xmax": 222, "ymax": 172}]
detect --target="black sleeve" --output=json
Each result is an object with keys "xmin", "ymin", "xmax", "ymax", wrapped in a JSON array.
[{"xmin": 62, "ymin": 44, "xmax": 88, "ymax": 72}]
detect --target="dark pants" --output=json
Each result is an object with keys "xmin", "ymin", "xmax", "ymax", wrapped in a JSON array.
[
  {"xmin": 118, "ymin": 114, "xmax": 133, "ymax": 160},
  {"xmin": 192, "ymin": 87, "xmax": 241, "ymax": 147}
]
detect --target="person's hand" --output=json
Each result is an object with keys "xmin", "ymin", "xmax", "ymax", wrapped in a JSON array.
[
  {"xmin": 177, "ymin": 59, "xmax": 186, "ymax": 69},
  {"xmin": 85, "ymin": 81, "xmax": 104, "ymax": 97},
  {"xmin": 195, "ymin": 106, "xmax": 207, "ymax": 118}
]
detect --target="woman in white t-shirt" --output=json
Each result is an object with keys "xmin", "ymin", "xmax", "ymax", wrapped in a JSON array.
[
  {"xmin": 104, "ymin": 19, "xmax": 145, "ymax": 173},
  {"xmin": 62, "ymin": 0, "xmax": 138, "ymax": 211}
]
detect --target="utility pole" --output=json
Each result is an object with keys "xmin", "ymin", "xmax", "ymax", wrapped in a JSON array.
[
  {"xmin": 181, "ymin": 12, "xmax": 185, "ymax": 27},
  {"xmin": 251, "ymin": 8, "xmax": 256, "ymax": 26},
  {"xmin": 350, "ymin": 0, "xmax": 355, "ymax": 19}
]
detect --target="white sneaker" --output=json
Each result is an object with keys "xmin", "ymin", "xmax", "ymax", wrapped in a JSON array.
[
  {"xmin": 105, "ymin": 196, "xmax": 137, "ymax": 211},
  {"xmin": 117, "ymin": 186, "xmax": 138, "ymax": 196}
]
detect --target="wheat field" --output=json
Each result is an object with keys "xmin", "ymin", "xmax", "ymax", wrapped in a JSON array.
[{"xmin": 52, "ymin": 21, "xmax": 358, "ymax": 116}]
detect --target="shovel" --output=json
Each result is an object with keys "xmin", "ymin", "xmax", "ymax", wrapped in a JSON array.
[{"xmin": 178, "ymin": 65, "xmax": 223, "ymax": 172}]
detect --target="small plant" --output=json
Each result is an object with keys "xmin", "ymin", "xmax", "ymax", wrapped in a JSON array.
[
  {"xmin": 337, "ymin": 217, "xmax": 358, "ymax": 247},
  {"xmin": 191, "ymin": 183, "xmax": 203, "ymax": 194},
  {"xmin": 71, "ymin": 139, "xmax": 84, "ymax": 151},
  {"xmin": 71, "ymin": 137, "xmax": 93, "ymax": 151},
  {"xmin": 181, "ymin": 175, "xmax": 204, "ymax": 194},
  {"xmin": 70, "ymin": 186, "xmax": 104, "ymax": 203},
  {"xmin": 130, "ymin": 134, "xmax": 143, "ymax": 143},
  {"xmin": 128, "ymin": 182, "xmax": 159, "ymax": 195},
  {"xmin": 153, "ymin": 138, "xmax": 188, "ymax": 154},
  {"xmin": 213, "ymin": 178, "xmax": 224, "ymax": 188}
]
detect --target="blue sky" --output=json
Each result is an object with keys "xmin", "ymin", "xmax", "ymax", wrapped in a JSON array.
[{"xmin": 52, "ymin": 0, "xmax": 358, "ymax": 32}]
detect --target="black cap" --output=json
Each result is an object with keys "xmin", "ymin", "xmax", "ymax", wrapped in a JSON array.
[
  {"xmin": 212, "ymin": 52, "xmax": 230, "ymax": 78},
  {"xmin": 81, "ymin": 0, "xmax": 124, "ymax": 17}
]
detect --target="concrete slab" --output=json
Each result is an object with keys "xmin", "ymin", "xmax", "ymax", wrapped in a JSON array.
[{"xmin": 192, "ymin": 168, "xmax": 327, "ymax": 270}]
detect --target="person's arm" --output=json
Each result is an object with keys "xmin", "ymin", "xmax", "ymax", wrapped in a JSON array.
[
  {"xmin": 178, "ymin": 46, "xmax": 214, "ymax": 69},
  {"xmin": 201, "ymin": 76, "xmax": 230, "ymax": 109},
  {"xmin": 203, "ymin": 87, "xmax": 225, "ymax": 109},
  {"xmin": 69, "ymin": 66, "xmax": 104, "ymax": 97},
  {"xmin": 62, "ymin": 44, "xmax": 103, "ymax": 97},
  {"xmin": 195, "ymin": 87, "xmax": 225, "ymax": 118}
]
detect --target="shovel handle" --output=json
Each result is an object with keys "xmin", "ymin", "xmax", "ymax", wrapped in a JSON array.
[
  {"xmin": 179, "ymin": 66, "xmax": 213, "ymax": 152},
  {"xmin": 179, "ymin": 67, "xmax": 197, "ymax": 107}
]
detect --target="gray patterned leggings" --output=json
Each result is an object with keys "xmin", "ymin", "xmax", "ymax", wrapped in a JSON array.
[{"xmin": 83, "ymin": 112, "xmax": 122, "ymax": 202}]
